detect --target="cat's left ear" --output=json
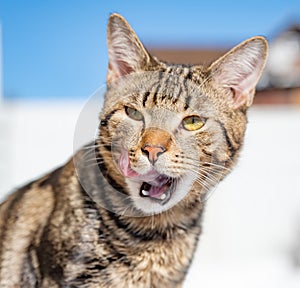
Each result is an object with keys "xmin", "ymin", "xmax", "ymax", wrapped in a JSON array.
[
  {"xmin": 106, "ymin": 13, "xmax": 159, "ymax": 83},
  {"xmin": 209, "ymin": 36, "xmax": 268, "ymax": 109}
]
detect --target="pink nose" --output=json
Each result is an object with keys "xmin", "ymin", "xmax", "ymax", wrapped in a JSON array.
[{"xmin": 141, "ymin": 144, "xmax": 166, "ymax": 164}]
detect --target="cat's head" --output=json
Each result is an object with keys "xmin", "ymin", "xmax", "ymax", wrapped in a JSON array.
[{"xmin": 98, "ymin": 14, "xmax": 268, "ymax": 215}]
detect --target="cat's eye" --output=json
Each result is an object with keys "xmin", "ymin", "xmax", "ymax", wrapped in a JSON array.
[
  {"xmin": 182, "ymin": 115, "xmax": 205, "ymax": 131},
  {"xmin": 125, "ymin": 106, "xmax": 144, "ymax": 121}
]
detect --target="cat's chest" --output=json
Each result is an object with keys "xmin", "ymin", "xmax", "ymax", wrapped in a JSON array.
[
  {"xmin": 62, "ymin": 230, "xmax": 197, "ymax": 287},
  {"xmin": 96, "ymin": 235, "xmax": 196, "ymax": 287}
]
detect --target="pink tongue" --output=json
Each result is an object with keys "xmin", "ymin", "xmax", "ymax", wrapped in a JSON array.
[
  {"xmin": 118, "ymin": 149, "xmax": 170, "ymax": 199},
  {"xmin": 148, "ymin": 184, "xmax": 169, "ymax": 199},
  {"xmin": 118, "ymin": 149, "xmax": 160, "ymax": 182}
]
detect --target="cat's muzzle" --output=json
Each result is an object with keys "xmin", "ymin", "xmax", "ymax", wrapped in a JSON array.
[{"xmin": 118, "ymin": 149, "xmax": 176, "ymax": 205}]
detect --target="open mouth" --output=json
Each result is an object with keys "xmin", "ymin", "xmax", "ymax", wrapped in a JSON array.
[
  {"xmin": 139, "ymin": 176, "xmax": 175, "ymax": 204},
  {"xmin": 118, "ymin": 149, "xmax": 176, "ymax": 205}
]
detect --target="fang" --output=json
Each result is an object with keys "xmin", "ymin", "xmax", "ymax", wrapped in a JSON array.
[{"xmin": 141, "ymin": 190, "xmax": 150, "ymax": 196}]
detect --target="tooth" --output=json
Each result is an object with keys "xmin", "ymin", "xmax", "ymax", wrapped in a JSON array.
[
  {"xmin": 160, "ymin": 193, "xmax": 167, "ymax": 200},
  {"xmin": 142, "ymin": 190, "xmax": 150, "ymax": 196}
]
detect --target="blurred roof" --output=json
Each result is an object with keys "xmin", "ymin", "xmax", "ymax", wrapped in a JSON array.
[
  {"xmin": 261, "ymin": 22, "xmax": 300, "ymax": 89},
  {"xmin": 150, "ymin": 48, "xmax": 227, "ymax": 66},
  {"xmin": 150, "ymin": 22, "xmax": 300, "ymax": 105},
  {"xmin": 150, "ymin": 22, "xmax": 300, "ymax": 91}
]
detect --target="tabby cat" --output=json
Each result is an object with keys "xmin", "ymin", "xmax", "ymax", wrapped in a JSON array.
[{"xmin": 0, "ymin": 13, "xmax": 268, "ymax": 287}]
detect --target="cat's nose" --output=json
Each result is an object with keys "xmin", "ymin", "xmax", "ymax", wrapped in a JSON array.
[{"xmin": 141, "ymin": 144, "xmax": 166, "ymax": 164}]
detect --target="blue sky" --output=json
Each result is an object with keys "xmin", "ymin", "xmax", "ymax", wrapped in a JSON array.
[{"xmin": 0, "ymin": 0, "xmax": 299, "ymax": 100}]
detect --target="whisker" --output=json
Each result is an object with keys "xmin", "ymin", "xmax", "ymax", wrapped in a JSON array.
[
  {"xmin": 182, "ymin": 156, "xmax": 230, "ymax": 170},
  {"xmin": 81, "ymin": 143, "xmax": 99, "ymax": 150},
  {"xmin": 83, "ymin": 157, "xmax": 105, "ymax": 163}
]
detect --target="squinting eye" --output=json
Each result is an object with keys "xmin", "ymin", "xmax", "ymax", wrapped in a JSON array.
[
  {"xmin": 182, "ymin": 115, "xmax": 205, "ymax": 131},
  {"xmin": 125, "ymin": 106, "xmax": 144, "ymax": 121}
]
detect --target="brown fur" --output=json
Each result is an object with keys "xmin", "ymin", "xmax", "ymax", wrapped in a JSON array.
[{"xmin": 0, "ymin": 14, "xmax": 268, "ymax": 287}]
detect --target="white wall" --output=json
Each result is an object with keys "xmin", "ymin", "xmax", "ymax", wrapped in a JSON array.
[
  {"xmin": 186, "ymin": 107, "xmax": 300, "ymax": 288},
  {"xmin": 0, "ymin": 101, "xmax": 82, "ymax": 196},
  {"xmin": 0, "ymin": 102, "xmax": 300, "ymax": 287},
  {"xmin": 0, "ymin": 24, "xmax": 2, "ymax": 101}
]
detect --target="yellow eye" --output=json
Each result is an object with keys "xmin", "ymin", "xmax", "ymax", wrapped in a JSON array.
[
  {"xmin": 125, "ymin": 106, "xmax": 144, "ymax": 121},
  {"xmin": 182, "ymin": 115, "xmax": 205, "ymax": 131}
]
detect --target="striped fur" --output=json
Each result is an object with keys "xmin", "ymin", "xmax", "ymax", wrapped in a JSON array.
[{"xmin": 0, "ymin": 14, "xmax": 268, "ymax": 287}]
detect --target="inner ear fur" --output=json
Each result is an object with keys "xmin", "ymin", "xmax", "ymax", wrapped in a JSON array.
[
  {"xmin": 209, "ymin": 36, "xmax": 268, "ymax": 110},
  {"xmin": 106, "ymin": 13, "xmax": 159, "ymax": 83}
]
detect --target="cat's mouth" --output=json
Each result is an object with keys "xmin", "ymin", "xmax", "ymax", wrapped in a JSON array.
[
  {"xmin": 139, "ymin": 176, "xmax": 175, "ymax": 204},
  {"xmin": 118, "ymin": 150, "xmax": 176, "ymax": 205}
]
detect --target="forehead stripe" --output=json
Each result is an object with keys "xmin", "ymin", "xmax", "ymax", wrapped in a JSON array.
[{"xmin": 142, "ymin": 91, "xmax": 150, "ymax": 107}]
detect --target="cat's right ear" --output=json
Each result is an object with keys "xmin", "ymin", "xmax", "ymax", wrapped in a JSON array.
[
  {"xmin": 209, "ymin": 36, "xmax": 268, "ymax": 110},
  {"xmin": 106, "ymin": 13, "xmax": 159, "ymax": 83}
]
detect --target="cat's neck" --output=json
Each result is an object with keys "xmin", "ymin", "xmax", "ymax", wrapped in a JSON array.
[{"xmin": 92, "ymin": 193, "xmax": 204, "ymax": 243}]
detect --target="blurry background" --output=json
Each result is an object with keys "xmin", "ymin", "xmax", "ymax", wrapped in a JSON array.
[{"xmin": 1, "ymin": 0, "xmax": 300, "ymax": 287}]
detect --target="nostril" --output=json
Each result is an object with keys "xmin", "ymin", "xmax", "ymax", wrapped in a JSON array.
[
  {"xmin": 156, "ymin": 147, "xmax": 166, "ymax": 157},
  {"xmin": 141, "ymin": 146, "xmax": 150, "ymax": 157}
]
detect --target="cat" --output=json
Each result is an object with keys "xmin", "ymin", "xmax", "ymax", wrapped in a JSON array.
[{"xmin": 0, "ymin": 13, "xmax": 268, "ymax": 288}]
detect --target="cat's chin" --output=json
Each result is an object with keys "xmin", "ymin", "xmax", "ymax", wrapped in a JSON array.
[{"xmin": 125, "ymin": 174, "xmax": 195, "ymax": 215}]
